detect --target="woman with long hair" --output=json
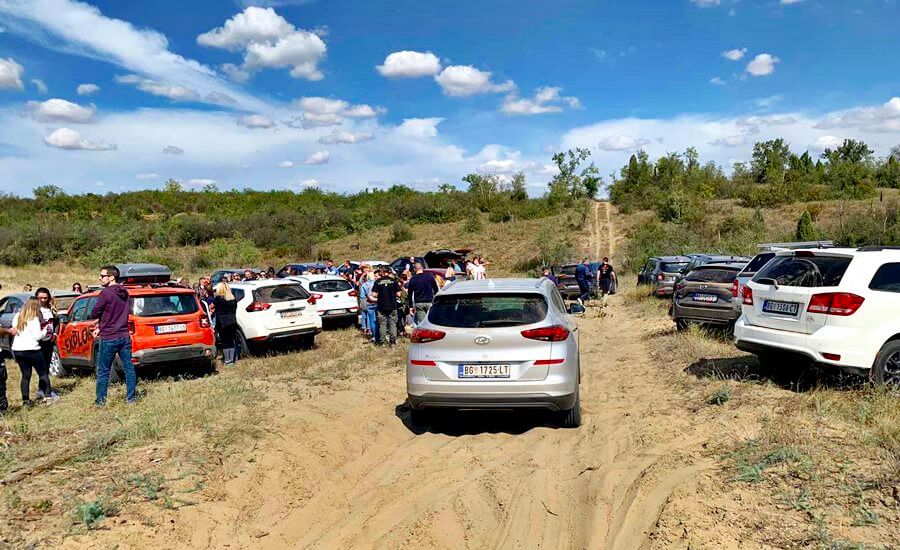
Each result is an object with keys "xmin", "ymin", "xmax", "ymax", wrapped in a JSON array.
[
  {"xmin": 34, "ymin": 288, "xmax": 58, "ymax": 376},
  {"xmin": 213, "ymin": 281, "xmax": 239, "ymax": 366},
  {"xmin": 72, "ymin": 282, "xmax": 83, "ymax": 293},
  {"xmin": 12, "ymin": 298, "xmax": 57, "ymax": 404}
]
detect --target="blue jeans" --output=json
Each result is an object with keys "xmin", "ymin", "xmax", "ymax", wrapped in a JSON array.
[
  {"xmin": 96, "ymin": 337, "xmax": 137, "ymax": 405},
  {"xmin": 578, "ymin": 282, "xmax": 591, "ymax": 303},
  {"xmin": 366, "ymin": 305, "xmax": 380, "ymax": 342}
]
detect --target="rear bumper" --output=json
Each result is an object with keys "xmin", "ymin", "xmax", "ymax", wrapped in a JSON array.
[
  {"xmin": 408, "ymin": 392, "xmax": 577, "ymax": 411},
  {"xmin": 132, "ymin": 343, "xmax": 215, "ymax": 365},
  {"xmin": 254, "ymin": 326, "xmax": 321, "ymax": 342},
  {"xmin": 653, "ymin": 282, "xmax": 674, "ymax": 296},
  {"xmin": 672, "ymin": 302, "xmax": 739, "ymax": 324},
  {"xmin": 318, "ymin": 308, "xmax": 358, "ymax": 320}
]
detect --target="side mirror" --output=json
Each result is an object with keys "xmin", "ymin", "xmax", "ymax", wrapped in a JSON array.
[
  {"xmin": 567, "ymin": 303, "xmax": 586, "ymax": 315},
  {"xmin": 58, "ymin": 313, "xmax": 69, "ymax": 324}
]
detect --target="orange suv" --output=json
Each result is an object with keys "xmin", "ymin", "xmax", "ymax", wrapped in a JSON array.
[{"xmin": 56, "ymin": 264, "xmax": 215, "ymax": 379}]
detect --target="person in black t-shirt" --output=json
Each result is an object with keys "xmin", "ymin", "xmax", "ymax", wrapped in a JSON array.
[
  {"xmin": 369, "ymin": 269, "xmax": 402, "ymax": 346},
  {"xmin": 406, "ymin": 263, "xmax": 439, "ymax": 325},
  {"xmin": 597, "ymin": 257, "xmax": 617, "ymax": 301}
]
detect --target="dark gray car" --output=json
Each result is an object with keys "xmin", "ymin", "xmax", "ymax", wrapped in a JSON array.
[
  {"xmin": 638, "ymin": 256, "xmax": 692, "ymax": 297},
  {"xmin": 671, "ymin": 262, "xmax": 746, "ymax": 329}
]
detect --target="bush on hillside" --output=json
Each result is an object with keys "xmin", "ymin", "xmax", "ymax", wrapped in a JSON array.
[
  {"xmin": 796, "ymin": 210, "xmax": 818, "ymax": 241},
  {"xmin": 389, "ymin": 221, "xmax": 414, "ymax": 244}
]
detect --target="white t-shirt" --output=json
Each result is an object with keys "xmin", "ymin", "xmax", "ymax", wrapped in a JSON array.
[
  {"xmin": 11, "ymin": 313, "xmax": 43, "ymax": 352},
  {"xmin": 470, "ymin": 263, "xmax": 486, "ymax": 280}
]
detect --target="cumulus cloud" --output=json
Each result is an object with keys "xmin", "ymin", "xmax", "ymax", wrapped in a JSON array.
[
  {"xmin": 598, "ymin": 135, "xmax": 652, "ymax": 151},
  {"xmin": 30, "ymin": 78, "xmax": 47, "ymax": 94},
  {"xmin": 501, "ymin": 86, "xmax": 581, "ymax": 116},
  {"xmin": 198, "ymin": 6, "xmax": 326, "ymax": 81},
  {"xmin": 115, "ymin": 74, "xmax": 200, "ymax": 102},
  {"xmin": 690, "ymin": 0, "xmax": 721, "ymax": 6},
  {"xmin": 781, "ymin": 0, "xmax": 804, "ymax": 4},
  {"xmin": 376, "ymin": 51, "xmax": 441, "ymax": 78},
  {"xmin": 302, "ymin": 150, "xmax": 329, "ymax": 164},
  {"xmin": 278, "ymin": 160, "xmax": 294, "ymax": 168},
  {"xmin": 186, "ymin": 178, "xmax": 216, "ymax": 187},
  {"xmin": 317, "ymin": 130, "xmax": 374, "ymax": 144},
  {"xmin": 746, "ymin": 53, "xmax": 780, "ymax": 76},
  {"xmin": 298, "ymin": 178, "xmax": 319, "ymax": 187},
  {"xmin": 26, "ymin": 98, "xmax": 95, "ymax": 123},
  {"xmin": 434, "ymin": 65, "xmax": 515, "ymax": 97},
  {"xmin": 287, "ymin": 96, "xmax": 382, "ymax": 128},
  {"xmin": 813, "ymin": 97, "xmax": 900, "ymax": 133},
  {"xmin": 0, "ymin": 57, "xmax": 24, "ymax": 90},
  {"xmin": 721, "ymin": 48, "xmax": 747, "ymax": 61},
  {"xmin": 736, "ymin": 115, "xmax": 797, "ymax": 127},
  {"xmin": 395, "ymin": 118, "xmax": 444, "ymax": 139},
  {"xmin": 709, "ymin": 77, "xmax": 726, "ymax": 86},
  {"xmin": 237, "ymin": 113, "xmax": 275, "ymax": 128},
  {"xmin": 709, "ymin": 135, "xmax": 747, "ymax": 147},
  {"xmin": 809, "ymin": 135, "xmax": 843, "ymax": 151},
  {"xmin": 77, "ymin": 83, "xmax": 100, "ymax": 95},
  {"xmin": 44, "ymin": 127, "xmax": 116, "ymax": 151},
  {"xmin": 471, "ymin": 144, "xmax": 558, "ymax": 177},
  {"xmin": 136, "ymin": 172, "xmax": 158, "ymax": 179},
  {"xmin": 162, "ymin": 145, "xmax": 184, "ymax": 155}
]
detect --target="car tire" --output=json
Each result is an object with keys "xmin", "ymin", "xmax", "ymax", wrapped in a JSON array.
[
  {"xmin": 675, "ymin": 318, "xmax": 689, "ymax": 331},
  {"xmin": 191, "ymin": 358, "xmax": 217, "ymax": 378},
  {"xmin": 108, "ymin": 356, "xmax": 126, "ymax": 384},
  {"xmin": 560, "ymin": 392, "xmax": 581, "ymax": 429},
  {"xmin": 299, "ymin": 333, "xmax": 316, "ymax": 350},
  {"xmin": 236, "ymin": 329, "xmax": 250, "ymax": 358},
  {"xmin": 49, "ymin": 344, "xmax": 68, "ymax": 377},
  {"xmin": 872, "ymin": 340, "xmax": 900, "ymax": 387},
  {"xmin": 409, "ymin": 407, "xmax": 431, "ymax": 427}
]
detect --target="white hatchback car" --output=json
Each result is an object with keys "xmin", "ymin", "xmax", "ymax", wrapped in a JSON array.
[
  {"xmin": 734, "ymin": 247, "xmax": 900, "ymax": 384},
  {"xmin": 229, "ymin": 280, "xmax": 322, "ymax": 352},
  {"xmin": 286, "ymin": 274, "xmax": 358, "ymax": 324}
]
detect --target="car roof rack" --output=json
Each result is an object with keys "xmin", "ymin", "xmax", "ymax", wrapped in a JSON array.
[
  {"xmin": 856, "ymin": 245, "xmax": 900, "ymax": 252},
  {"xmin": 115, "ymin": 263, "xmax": 173, "ymax": 285},
  {"xmin": 757, "ymin": 241, "xmax": 834, "ymax": 250}
]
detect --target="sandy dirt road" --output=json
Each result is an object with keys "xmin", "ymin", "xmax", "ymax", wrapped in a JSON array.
[{"xmin": 78, "ymin": 202, "xmax": 727, "ymax": 549}]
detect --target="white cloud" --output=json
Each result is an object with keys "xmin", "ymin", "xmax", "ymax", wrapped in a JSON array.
[
  {"xmin": 813, "ymin": 97, "xmax": 900, "ymax": 133},
  {"xmin": 434, "ymin": 65, "xmax": 516, "ymax": 97},
  {"xmin": 278, "ymin": 160, "xmax": 294, "ymax": 168},
  {"xmin": 237, "ymin": 113, "xmax": 275, "ymax": 128},
  {"xmin": 162, "ymin": 145, "xmax": 184, "ymax": 155},
  {"xmin": 0, "ymin": 56, "xmax": 24, "ymax": 90},
  {"xmin": 302, "ymin": 150, "xmax": 329, "ymax": 164},
  {"xmin": 44, "ymin": 127, "xmax": 116, "ymax": 151},
  {"xmin": 26, "ymin": 98, "xmax": 95, "ymax": 123},
  {"xmin": 690, "ymin": 0, "xmax": 721, "ymax": 6},
  {"xmin": 809, "ymin": 135, "xmax": 843, "ymax": 151},
  {"xmin": 317, "ymin": 130, "xmax": 374, "ymax": 144},
  {"xmin": 77, "ymin": 83, "xmax": 100, "ymax": 95},
  {"xmin": 115, "ymin": 74, "xmax": 201, "ymax": 102},
  {"xmin": 709, "ymin": 77, "xmax": 726, "ymax": 86},
  {"xmin": 721, "ymin": 48, "xmax": 747, "ymax": 61},
  {"xmin": 298, "ymin": 178, "xmax": 319, "ymax": 187},
  {"xmin": 709, "ymin": 135, "xmax": 747, "ymax": 147},
  {"xmin": 376, "ymin": 50, "xmax": 441, "ymax": 78},
  {"xmin": 186, "ymin": 178, "xmax": 216, "ymax": 187},
  {"xmin": 136, "ymin": 172, "xmax": 158, "ymax": 179},
  {"xmin": 598, "ymin": 135, "xmax": 652, "ymax": 151},
  {"xmin": 746, "ymin": 53, "xmax": 780, "ymax": 77},
  {"xmin": 395, "ymin": 117, "xmax": 444, "ymax": 139},
  {"xmin": 781, "ymin": 0, "xmax": 804, "ymax": 4},
  {"xmin": 198, "ymin": 6, "xmax": 326, "ymax": 81},
  {"xmin": 501, "ymin": 86, "xmax": 581, "ymax": 116},
  {"xmin": 471, "ymin": 144, "xmax": 558, "ymax": 177},
  {"xmin": 736, "ymin": 115, "xmax": 797, "ymax": 127},
  {"xmin": 288, "ymin": 96, "xmax": 382, "ymax": 128},
  {"xmin": 30, "ymin": 78, "xmax": 47, "ymax": 94}
]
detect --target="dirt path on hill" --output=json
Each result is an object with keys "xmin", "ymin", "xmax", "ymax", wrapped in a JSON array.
[{"xmin": 73, "ymin": 205, "xmax": 730, "ymax": 550}]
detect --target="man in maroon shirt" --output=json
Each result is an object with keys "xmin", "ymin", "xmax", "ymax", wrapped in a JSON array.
[{"xmin": 89, "ymin": 265, "xmax": 137, "ymax": 405}]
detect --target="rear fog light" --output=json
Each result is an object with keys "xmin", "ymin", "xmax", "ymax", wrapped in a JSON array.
[
  {"xmin": 534, "ymin": 358, "xmax": 565, "ymax": 365},
  {"xmin": 410, "ymin": 359, "xmax": 436, "ymax": 366},
  {"xmin": 822, "ymin": 353, "xmax": 841, "ymax": 361}
]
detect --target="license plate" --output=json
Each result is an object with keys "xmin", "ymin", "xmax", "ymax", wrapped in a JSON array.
[
  {"xmin": 325, "ymin": 309, "xmax": 348, "ymax": 315},
  {"xmin": 280, "ymin": 308, "xmax": 305, "ymax": 318},
  {"xmin": 155, "ymin": 323, "xmax": 186, "ymax": 335},
  {"xmin": 692, "ymin": 293, "xmax": 718, "ymax": 303},
  {"xmin": 763, "ymin": 300, "xmax": 800, "ymax": 316},
  {"xmin": 458, "ymin": 364, "xmax": 510, "ymax": 378}
]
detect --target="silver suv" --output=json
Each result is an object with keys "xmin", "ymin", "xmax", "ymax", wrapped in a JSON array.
[{"xmin": 406, "ymin": 278, "xmax": 583, "ymax": 428}]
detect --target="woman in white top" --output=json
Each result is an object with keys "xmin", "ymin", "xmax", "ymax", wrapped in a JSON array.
[
  {"xmin": 12, "ymin": 298, "xmax": 58, "ymax": 404},
  {"xmin": 468, "ymin": 257, "xmax": 487, "ymax": 280},
  {"xmin": 35, "ymin": 288, "xmax": 58, "ymax": 375}
]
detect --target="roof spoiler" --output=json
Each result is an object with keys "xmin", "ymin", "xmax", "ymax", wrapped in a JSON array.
[
  {"xmin": 857, "ymin": 245, "xmax": 900, "ymax": 252},
  {"xmin": 757, "ymin": 241, "xmax": 834, "ymax": 251}
]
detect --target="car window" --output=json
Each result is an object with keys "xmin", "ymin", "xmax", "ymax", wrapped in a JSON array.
[
  {"xmin": 754, "ymin": 255, "xmax": 852, "ymax": 288},
  {"xmin": 309, "ymin": 280, "xmax": 352, "ymax": 293},
  {"xmin": 232, "ymin": 288, "xmax": 245, "ymax": 302},
  {"xmin": 685, "ymin": 268, "xmax": 740, "ymax": 284},
  {"xmin": 5, "ymin": 298, "xmax": 23, "ymax": 314},
  {"xmin": 55, "ymin": 296, "xmax": 78, "ymax": 311},
  {"xmin": 660, "ymin": 262, "xmax": 690, "ymax": 273},
  {"xmin": 429, "ymin": 293, "xmax": 549, "ymax": 328},
  {"xmin": 560, "ymin": 265, "xmax": 577, "ymax": 276},
  {"xmin": 549, "ymin": 288, "xmax": 567, "ymax": 313},
  {"xmin": 869, "ymin": 263, "xmax": 900, "ymax": 293},
  {"xmin": 742, "ymin": 252, "xmax": 776, "ymax": 275},
  {"xmin": 131, "ymin": 294, "xmax": 199, "ymax": 317},
  {"xmin": 70, "ymin": 298, "xmax": 93, "ymax": 322},
  {"xmin": 255, "ymin": 284, "xmax": 310, "ymax": 303}
]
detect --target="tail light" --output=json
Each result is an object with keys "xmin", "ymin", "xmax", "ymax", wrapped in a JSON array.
[
  {"xmin": 127, "ymin": 320, "xmax": 135, "ymax": 335},
  {"xmin": 246, "ymin": 302, "xmax": 271, "ymax": 312},
  {"xmin": 348, "ymin": 290, "xmax": 358, "ymax": 297},
  {"xmin": 410, "ymin": 328, "xmax": 445, "ymax": 343},
  {"xmin": 807, "ymin": 293, "xmax": 864, "ymax": 316},
  {"xmin": 307, "ymin": 293, "xmax": 323, "ymax": 305},
  {"xmin": 521, "ymin": 325, "xmax": 570, "ymax": 342},
  {"xmin": 731, "ymin": 279, "xmax": 739, "ymax": 298},
  {"xmin": 656, "ymin": 273, "xmax": 665, "ymax": 281},
  {"xmin": 199, "ymin": 316, "xmax": 211, "ymax": 328},
  {"xmin": 741, "ymin": 285, "xmax": 753, "ymax": 306}
]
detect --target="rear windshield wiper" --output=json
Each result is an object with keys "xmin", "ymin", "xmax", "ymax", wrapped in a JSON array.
[{"xmin": 756, "ymin": 277, "xmax": 778, "ymax": 288}]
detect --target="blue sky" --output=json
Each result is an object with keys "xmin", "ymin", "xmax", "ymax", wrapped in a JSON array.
[{"xmin": 0, "ymin": 0, "xmax": 898, "ymax": 195}]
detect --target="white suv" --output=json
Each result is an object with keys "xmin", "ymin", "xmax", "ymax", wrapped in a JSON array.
[
  {"xmin": 734, "ymin": 247, "xmax": 900, "ymax": 384},
  {"xmin": 286, "ymin": 274, "xmax": 359, "ymax": 323},
  {"xmin": 229, "ymin": 280, "xmax": 322, "ymax": 352}
]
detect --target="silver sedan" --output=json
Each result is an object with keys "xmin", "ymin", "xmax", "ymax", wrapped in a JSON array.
[{"xmin": 406, "ymin": 278, "xmax": 583, "ymax": 428}]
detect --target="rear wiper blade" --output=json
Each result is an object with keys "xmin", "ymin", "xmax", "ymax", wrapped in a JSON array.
[{"xmin": 756, "ymin": 277, "xmax": 779, "ymax": 289}]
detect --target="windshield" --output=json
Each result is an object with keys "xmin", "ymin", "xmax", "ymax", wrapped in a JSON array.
[
  {"xmin": 660, "ymin": 262, "xmax": 690, "ymax": 273},
  {"xmin": 55, "ymin": 296, "xmax": 78, "ymax": 311},
  {"xmin": 131, "ymin": 294, "xmax": 199, "ymax": 317},
  {"xmin": 255, "ymin": 284, "xmax": 310, "ymax": 303},
  {"xmin": 309, "ymin": 280, "xmax": 352, "ymax": 293},
  {"xmin": 685, "ymin": 268, "xmax": 740, "ymax": 284},
  {"xmin": 429, "ymin": 293, "xmax": 548, "ymax": 328},
  {"xmin": 742, "ymin": 253, "xmax": 776, "ymax": 275},
  {"xmin": 753, "ymin": 255, "xmax": 852, "ymax": 288}
]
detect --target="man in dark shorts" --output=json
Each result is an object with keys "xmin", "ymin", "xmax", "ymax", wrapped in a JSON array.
[{"xmin": 598, "ymin": 257, "xmax": 617, "ymax": 303}]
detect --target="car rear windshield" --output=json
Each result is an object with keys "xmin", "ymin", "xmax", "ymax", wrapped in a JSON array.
[
  {"xmin": 742, "ymin": 252, "xmax": 775, "ymax": 275},
  {"xmin": 685, "ymin": 268, "xmax": 739, "ymax": 284},
  {"xmin": 309, "ymin": 280, "xmax": 352, "ymax": 293},
  {"xmin": 753, "ymin": 255, "xmax": 852, "ymax": 287},
  {"xmin": 131, "ymin": 294, "xmax": 199, "ymax": 317},
  {"xmin": 660, "ymin": 262, "xmax": 690, "ymax": 273},
  {"xmin": 255, "ymin": 284, "xmax": 310, "ymax": 303},
  {"xmin": 560, "ymin": 265, "xmax": 577, "ymax": 276},
  {"xmin": 429, "ymin": 293, "xmax": 548, "ymax": 328}
]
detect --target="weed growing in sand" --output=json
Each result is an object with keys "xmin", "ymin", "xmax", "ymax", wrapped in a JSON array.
[
  {"xmin": 707, "ymin": 386, "xmax": 732, "ymax": 405},
  {"xmin": 128, "ymin": 472, "xmax": 166, "ymax": 501},
  {"xmin": 729, "ymin": 441, "xmax": 813, "ymax": 483},
  {"xmin": 72, "ymin": 494, "xmax": 119, "ymax": 529}
]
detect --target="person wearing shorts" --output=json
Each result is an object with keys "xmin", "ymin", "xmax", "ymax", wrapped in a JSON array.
[{"xmin": 598, "ymin": 257, "xmax": 617, "ymax": 302}]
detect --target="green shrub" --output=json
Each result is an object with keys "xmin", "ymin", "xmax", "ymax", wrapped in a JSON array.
[
  {"xmin": 537, "ymin": 226, "xmax": 572, "ymax": 266},
  {"xmin": 464, "ymin": 214, "xmax": 483, "ymax": 233},
  {"xmin": 388, "ymin": 221, "xmax": 414, "ymax": 244},
  {"xmin": 796, "ymin": 210, "xmax": 818, "ymax": 241}
]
